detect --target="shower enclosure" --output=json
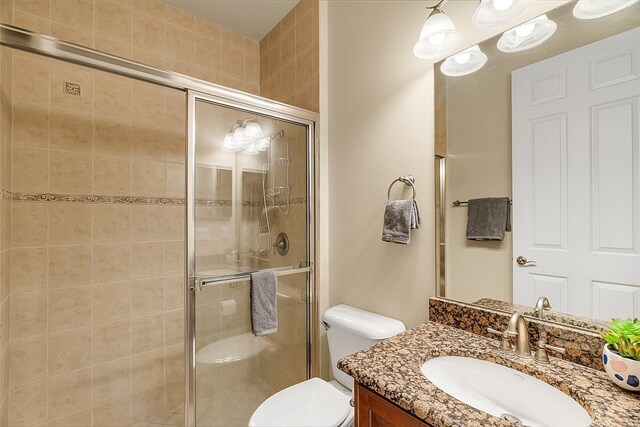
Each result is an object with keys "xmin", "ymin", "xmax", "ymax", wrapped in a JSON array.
[{"xmin": 0, "ymin": 24, "xmax": 317, "ymax": 427}]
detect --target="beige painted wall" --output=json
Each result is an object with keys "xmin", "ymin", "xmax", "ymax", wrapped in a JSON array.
[
  {"xmin": 326, "ymin": 1, "xmax": 435, "ymax": 330},
  {"xmin": 444, "ymin": 1, "xmax": 640, "ymax": 304}
]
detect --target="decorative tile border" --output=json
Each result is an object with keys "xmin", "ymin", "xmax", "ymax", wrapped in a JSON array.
[
  {"xmin": 6, "ymin": 191, "xmax": 306, "ymax": 207},
  {"xmin": 429, "ymin": 297, "xmax": 606, "ymax": 370}
]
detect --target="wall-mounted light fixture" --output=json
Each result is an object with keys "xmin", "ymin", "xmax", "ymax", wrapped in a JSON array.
[
  {"xmin": 497, "ymin": 14, "xmax": 556, "ymax": 52},
  {"xmin": 472, "ymin": 0, "xmax": 535, "ymax": 29},
  {"xmin": 222, "ymin": 119, "xmax": 269, "ymax": 153},
  {"xmin": 573, "ymin": 0, "xmax": 638, "ymax": 19},
  {"xmin": 440, "ymin": 45, "xmax": 488, "ymax": 76},
  {"xmin": 413, "ymin": 0, "xmax": 462, "ymax": 60}
]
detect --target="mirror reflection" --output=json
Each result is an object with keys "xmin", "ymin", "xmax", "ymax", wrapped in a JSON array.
[{"xmin": 436, "ymin": 0, "xmax": 640, "ymax": 328}]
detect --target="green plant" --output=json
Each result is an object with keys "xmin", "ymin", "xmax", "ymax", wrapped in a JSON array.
[{"xmin": 602, "ymin": 318, "xmax": 640, "ymax": 361}]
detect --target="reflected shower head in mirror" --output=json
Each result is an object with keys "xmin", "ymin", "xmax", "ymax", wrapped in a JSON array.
[
  {"xmin": 573, "ymin": 0, "xmax": 639, "ymax": 19},
  {"xmin": 413, "ymin": 1, "xmax": 462, "ymax": 60},
  {"xmin": 472, "ymin": 0, "xmax": 535, "ymax": 29},
  {"xmin": 497, "ymin": 14, "xmax": 557, "ymax": 53},
  {"xmin": 440, "ymin": 45, "xmax": 487, "ymax": 76}
]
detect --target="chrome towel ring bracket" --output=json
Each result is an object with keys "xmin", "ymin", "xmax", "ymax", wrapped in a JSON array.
[{"xmin": 387, "ymin": 175, "xmax": 416, "ymax": 200}]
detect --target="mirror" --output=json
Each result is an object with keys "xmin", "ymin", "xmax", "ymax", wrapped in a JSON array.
[{"xmin": 436, "ymin": 0, "xmax": 640, "ymax": 331}]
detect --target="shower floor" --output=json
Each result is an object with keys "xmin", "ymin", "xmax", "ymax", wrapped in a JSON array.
[{"xmin": 196, "ymin": 380, "xmax": 274, "ymax": 427}]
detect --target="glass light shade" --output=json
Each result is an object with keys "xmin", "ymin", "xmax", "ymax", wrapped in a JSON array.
[
  {"xmin": 497, "ymin": 14, "xmax": 557, "ymax": 53},
  {"xmin": 440, "ymin": 45, "xmax": 488, "ymax": 76},
  {"xmin": 232, "ymin": 126, "xmax": 248, "ymax": 143},
  {"xmin": 222, "ymin": 131, "xmax": 243, "ymax": 151},
  {"xmin": 413, "ymin": 13, "xmax": 462, "ymax": 60},
  {"xmin": 472, "ymin": 0, "xmax": 535, "ymax": 29},
  {"xmin": 573, "ymin": 0, "xmax": 638, "ymax": 19},
  {"xmin": 243, "ymin": 121, "xmax": 264, "ymax": 140}
]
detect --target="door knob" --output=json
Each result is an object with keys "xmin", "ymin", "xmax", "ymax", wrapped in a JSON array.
[{"xmin": 516, "ymin": 256, "xmax": 536, "ymax": 266}]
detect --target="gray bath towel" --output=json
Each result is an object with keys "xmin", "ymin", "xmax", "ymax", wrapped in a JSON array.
[
  {"xmin": 250, "ymin": 270, "xmax": 278, "ymax": 336},
  {"xmin": 466, "ymin": 197, "xmax": 511, "ymax": 241},
  {"xmin": 382, "ymin": 199, "xmax": 421, "ymax": 244}
]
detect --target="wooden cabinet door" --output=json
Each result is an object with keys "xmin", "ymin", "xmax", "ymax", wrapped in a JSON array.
[{"xmin": 354, "ymin": 382, "xmax": 430, "ymax": 427}]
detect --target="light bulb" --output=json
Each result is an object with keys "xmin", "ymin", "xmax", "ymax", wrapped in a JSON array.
[
  {"xmin": 428, "ymin": 33, "xmax": 446, "ymax": 46},
  {"xmin": 515, "ymin": 22, "xmax": 535, "ymax": 37},
  {"xmin": 453, "ymin": 52, "xmax": 471, "ymax": 64},
  {"xmin": 493, "ymin": 0, "xmax": 514, "ymax": 11}
]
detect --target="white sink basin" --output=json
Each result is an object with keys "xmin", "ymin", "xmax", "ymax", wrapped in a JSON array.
[{"xmin": 421, "ymin": 356, "xmax": 592, "ymax": 427}]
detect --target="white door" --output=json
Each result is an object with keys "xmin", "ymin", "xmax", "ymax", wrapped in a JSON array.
[{"xmin": 512, "ymin": 27, "xmax": 640, "ymax": 320}]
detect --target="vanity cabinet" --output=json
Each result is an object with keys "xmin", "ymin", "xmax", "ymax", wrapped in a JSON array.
[{"xmin": 355, "ymin": 382, "xmax": 430, "ymax": 427}]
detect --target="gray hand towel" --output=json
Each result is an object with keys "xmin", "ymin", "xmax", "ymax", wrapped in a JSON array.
[
  {"xmin": 466, "ymin": 197, "xmax": 511, "ymax": 241},
  {"xmin": 382, "ymin": 199, "xmax": 421, "ymax": 244},
  {"xmin": 250, "ymin": 270, "xmax": 278, "ymax": 336}
]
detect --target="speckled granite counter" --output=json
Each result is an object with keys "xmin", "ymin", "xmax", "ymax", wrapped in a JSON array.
[{"xmin": 338, "ymin": 321, "xmax": 640, "ymax": 427}]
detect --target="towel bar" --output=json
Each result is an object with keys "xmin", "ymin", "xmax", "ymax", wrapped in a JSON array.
[
  {"xmin": 453, "ymin": 199, "xmax": 512, "ymax": 207},
  {"xmin": 192, "ymin": 262, "xmax": 313, "ymax": 291},
  {"xmin": 387, "ymin": 175, "xmax": 416, "ymax": 199}
]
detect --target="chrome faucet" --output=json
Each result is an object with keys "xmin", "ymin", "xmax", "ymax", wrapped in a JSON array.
[{"xmin": 533, "ymin": 296, "xmax": 551, "ymax": 319}]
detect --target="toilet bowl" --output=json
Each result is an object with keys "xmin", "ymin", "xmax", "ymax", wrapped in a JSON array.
[{"xmin": 248, "ymin": 304, "xmax": 406, "ymax": 427}]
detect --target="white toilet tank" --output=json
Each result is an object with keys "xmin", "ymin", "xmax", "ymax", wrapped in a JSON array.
[{"xmin": 322, "ymin": 304, "xmax": 406, "ymax": 390}]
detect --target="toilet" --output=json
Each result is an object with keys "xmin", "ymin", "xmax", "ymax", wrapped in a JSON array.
[{"xmin": 249, "ymin": 304, "xmax": 406, "ymax": 427}]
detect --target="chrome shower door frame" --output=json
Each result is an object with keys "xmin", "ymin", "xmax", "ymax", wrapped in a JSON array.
[{"xmin": 185, "ymin": 90, "xmax": 318, "ymax": 427}]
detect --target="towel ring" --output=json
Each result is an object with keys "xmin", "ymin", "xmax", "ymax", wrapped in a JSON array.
[{"xmin": 387, "ymin": 175, "xmax": 416, "ymax": 200}]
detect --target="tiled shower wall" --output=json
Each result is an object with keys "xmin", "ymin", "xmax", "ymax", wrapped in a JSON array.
[{"xmin": 260, "ymin": 0, "xmax": 319, "ymax": 112}]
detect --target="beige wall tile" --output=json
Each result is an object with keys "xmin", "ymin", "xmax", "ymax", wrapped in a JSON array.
[
  {"xmin": 131, "ymin": 278, "xmax": 164, "ymax": 317},
  {"xmin": 51, "ymin": 0, "xmax": 94, "ymax": 32},
  {"xmin": 220, "ymin": 27, "xmax": 245, "ymax": 51},
  {"xmin": 131, "ymin": 313, "xmax": 163, "ymax": 354},
  {"xmin": 9, "ymin": 379, "xmax": 48, "ymax": 426},
  {"xmin": 164, "ymin": 241, "xmax": 184, "ymax": 276},
  {"xmin": 164, "ymin": 275, "xmax": 184, "ymax": 311},
  {"xmin": 10, "ymin": 247, "xmax": 48, "ymax": 294},
  {"xmin": 220, "ymin": 44, "xmax": 244, "ymax": 78},
  {"xmin": 195, "ymin": 17, "xmax": 220, "ymax": 40},
  {"xmin": 93, "ymin": 357, "xmax": 131, "ymax": 405},
  {"xmin": 164, "ymin": 206, "xmax": 184, "ymax": 241},
  {"xmin": 164, "ymin": 131, "xmax": 185, "ymax": 164},
  {"xmin": 132, "ymin": 124, "xmax": 165, "ymax": 162},
  {"xmin": 49, "ymin": 245, "xmax": 92, "ymax": 289},
  {"xmin": 92, "ymin": 282, "xmax": 130, "ymax": 324},
  {"xmin": 92, "ymin": 319, "xmax": 130, "ymax": 364},
  {"xmin": 12, "ymin": 146, "xmax": 48, "ymax": 193},
  {"xmin": 164, "ymin": 309, "xmax": 183, "ymax": 346},
  {"xmin": 165, "ymin": 161, "xmax": 185, "ymax": 198},
  {"xmin": 9, "ymin": 335, "xmax": 47, "ymax": 386},
  {"xmin": 95, "ymin": 0, "xmax": 132, "ymax": 44},
  {"xmin": 93, "ymin": 205, "xmax": 130, "ymax": 243},
  {"xmin": 165, "ymin": 4, "xmax": 194, "ymax": 30},
  {"xmin": 50, "ymin": 61, "xmax": 93, "ymax": 111},
  {"xmin": 12, "ymin": 54, "xmax": 49, "ymax": 104},
  {"xmin": 94, "ymin": 117, "xmax": 132, "ymax": 158},
  {"xmin": 132, "ymin": 11, "xmax": 165, "ymax": 54},
  {"xmin": 132, "ymin": 0, "xmax": 165, "ymax": 19},
  {"xmin": 132, "ymin": 159, "xmax": 165, "ymax": 197},
  {"xmin": 131, "ymin": 241, "xmax": 164, "ymax": 280},
  {"xmin": 92, "ymin": 243, "xmax": 131, "ymax": 284},
  {"xmin": 164, "ymin": 343, "xmax": 184, "ymax": 381},
  {"xmin": 10, "ymin": 292, "xmax": 47, "ymax": 339},
  {"xmin": 165, "ymin": 24, "xmax": 195, "ymax": 64},
  {"xmin": 47, "ymin": 367, "xmax": 92, "ymax": 420},
  {"xmin": 132, "ymin": 82, "xmax": 165, "ymax": 126},
  {"xmin": 131, "ymin": 348, "xmax": 163, "ymax": 392},
  {"xmin": 12, "ymin": 101, "xmax": 49, "ymax": 149},
  {"xmin": 49, "ymin": 203, "xmax": 91, "ymax": 245},
  {"xmin": 10, "ymin": 202, "xmax": 47, "ymax": 249},
  {"xmin": 95, "ymin": 35, "xmax": 133, "ymax": 59},
  {"xmin": 51, "ymin": 21, "xmax": 94, "ymax": 47},
  {"xmin": 49, "ymin": 150, "xmax": 92, "ymax": 194},
  {"xmin": 195, "ymin": 36, "xmax": 220, "ymax": 72},
  {"xmin": 47, "ymin": 408, "xmax": 93, "ymax": 427},
  {"xmin": 48, "ymin": 326, "xmax": 91, "ymax": 375},
  {"xmin": 50, "ymin": 108, "xmax": 92, "ymax": 153},
  {"xmin": 93, "ymin": 398, "xmax": 131, "ymax": 427},
  {"xmin": 14, "ymin": 0, "xmax": 50, "ymax": 19},
  {"xmin": 12, "ymin": 10, "xmax": 51, "ymax": 35},
  {"xmin": 49, "ymin": 287, "xmax": 92, "ymax": 332},
  {"xmin": 131, "ymin": 384, "xmax": 164, "ymax": 424},
  {"xmin": 93, "ymin": 155, "xmax": 131, "ymax": 196},
  {"xmin": 94, "ymin": 73, "xmax": 132, "ymax": 120}
]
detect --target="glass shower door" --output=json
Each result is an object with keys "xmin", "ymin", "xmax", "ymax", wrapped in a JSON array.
[{"xmin": 187, "ymin": 95, "xmax": 313, "ymax": 427}]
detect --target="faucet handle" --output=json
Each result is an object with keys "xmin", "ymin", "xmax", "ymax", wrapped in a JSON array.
[
  {"xmin": 487, "ymin": 327, "xmax": 517, "ymax": 352},
  {"xmin": 534, "ymin": 338, "xmax": 566, "ymax": 364}
]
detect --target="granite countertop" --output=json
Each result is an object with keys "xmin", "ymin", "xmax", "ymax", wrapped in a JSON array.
[{"xmin": 338, "ymin": 321, "xmax": 640, "ymax": 427}]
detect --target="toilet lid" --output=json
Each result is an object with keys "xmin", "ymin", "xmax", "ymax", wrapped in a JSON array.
[{"xmin": 249, "ymin": 378, "xmax": 351, "ymax": 427}]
